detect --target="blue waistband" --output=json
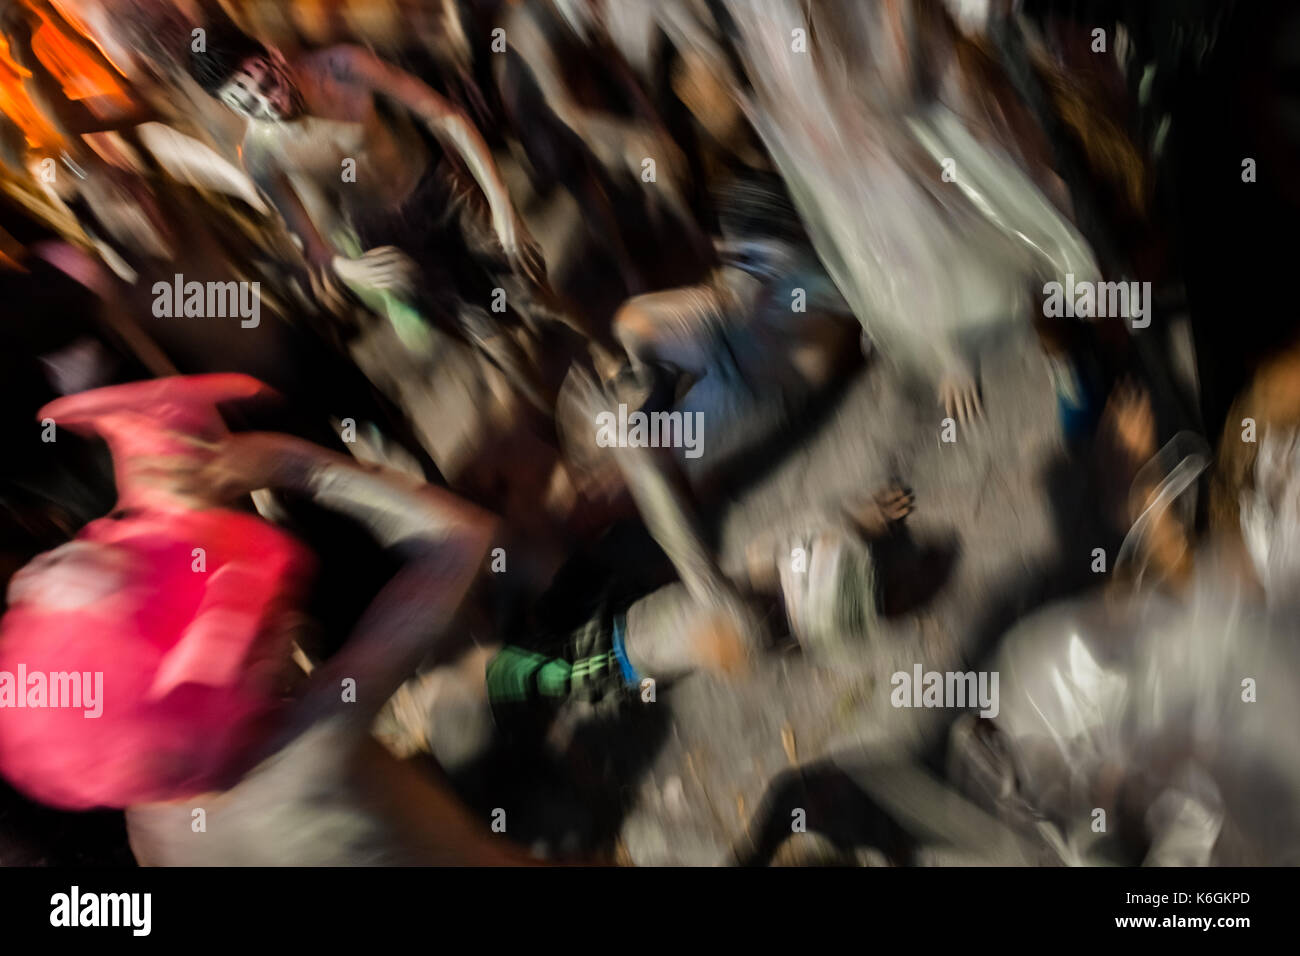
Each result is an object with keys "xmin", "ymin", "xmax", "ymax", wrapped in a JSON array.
[{"xmin": 611, "ymin": 613, "xmax": 641, "ymax": 688}]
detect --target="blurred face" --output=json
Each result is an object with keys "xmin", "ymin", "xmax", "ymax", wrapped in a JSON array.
[{"xmin": 218, "ymin": 54, "xmax": 298, "ymax": 122}]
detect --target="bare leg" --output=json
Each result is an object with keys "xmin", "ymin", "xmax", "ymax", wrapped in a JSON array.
[
  {"xmin": 566, "ymin": 369, "xmax": 768, "ymax": 663},
  {"xmin": 612, "ymin": 282, "xmax": 729, "ymax": 378}
]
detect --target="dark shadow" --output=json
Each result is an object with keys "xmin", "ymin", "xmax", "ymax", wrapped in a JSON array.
[
  {"xmin": 426, "ymin": 523, "xmax": 679, "ymax": 859},
  {"xmin": 875, "ymin": 530, "xmax": 962, "ymax": 619},
  {"xmin": 729, "ymin": 760, "xmax": 916, "ymax": 867},
  {"xmin": 435, "ymin": 695, "xmax": 672, "ymax": 862},
  {"xmin": 0, "ymin": 782, "xmax": 134, "ymax": 867},
  {"xmin": 705, "ymin": 359, "xmax": 865, "ymax": 508}
]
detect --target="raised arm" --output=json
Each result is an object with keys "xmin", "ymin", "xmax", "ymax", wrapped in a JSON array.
[{"xmin": 318, "ymin": 45, "xmax": 543, "ymax": 282}]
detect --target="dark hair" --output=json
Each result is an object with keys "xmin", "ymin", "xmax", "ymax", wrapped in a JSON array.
[
  {"xmin": 188, "ymin": 22, "xmax": 269, "ymax": 95},
  {"xmin": 715, "ymin": 170, "xmax": 807, "ymax": 246}
]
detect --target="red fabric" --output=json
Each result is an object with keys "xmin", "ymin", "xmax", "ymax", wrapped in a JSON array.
[
  {"xmin": 0, "ymin": 507, "xmax": 313, "ymax": 809},
  {"xmin": 38, "ymin": 374, "xmax": 275, "ymax": 513}
]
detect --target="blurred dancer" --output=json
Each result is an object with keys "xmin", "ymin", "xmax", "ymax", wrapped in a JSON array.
[
  {"xmin": 0, "ymin": 375, "xmax": 539, "ymax": 864},
  {"xmin": 570, "ymin": 366, "xmax": 920, "ymax": 665},
  {"xmin": 399, "ymin": 452, "xmax": 915, "ymax": 777},
  {"xmin": 124, "ymin": 428, "xmax": 538, "ymax": 865},
  {"xmin": 681, "ymin": 0, "xmax": 1101, "ymax": 423},
  {"xmin": 952, "ymin": 377, "xmax": 1300, "ymax": 865},
  {"xmin": 187, "ymin": 23, "xmax": 560, "ymax": 399},
  {"xmin": 495, "ymin": 0, "xmax": 707, "ymax": 295},
  {"xmin": 604, "ymin": 173, "xmax": 859, "ymax": 487}
]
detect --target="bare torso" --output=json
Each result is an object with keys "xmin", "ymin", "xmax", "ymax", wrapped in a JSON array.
[{"xmin": 242, "ymin": 49, "xmax": 430, "ymax": 216}]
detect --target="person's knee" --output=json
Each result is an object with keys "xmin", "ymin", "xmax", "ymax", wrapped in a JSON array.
[{"xmin": 613, "ymin": 300, "xmax": 658, "ymax": 358}]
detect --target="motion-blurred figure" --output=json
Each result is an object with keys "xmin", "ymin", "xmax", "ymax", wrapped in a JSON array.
[
  {"xmin": 952, "ymin": 381, "xmax": 1300, "ymax": 864},
  {"xmin": 0, "ymin": 375, "xmax": 540, "ymax": 864},
  {"xmin": 187, "ymin": 22, "xmax": 562, "ymax": 405}
]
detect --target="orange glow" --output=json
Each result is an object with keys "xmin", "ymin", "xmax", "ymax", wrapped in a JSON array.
[
  {"xmin": 30, "ymin": 12, "xmax": 130, "ymax": 109},
  {"xmin": 0, "ymin": 34, "xmax": 62, "ymax": 149},
  {"xmin": 48, "ymin": 0, "xmax": 133, "ymax": 78}
]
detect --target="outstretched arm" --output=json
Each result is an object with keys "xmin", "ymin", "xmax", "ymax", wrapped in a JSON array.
[{"xmin": 187, "ymin": 432, "xmax": 497, "ymax": 736}]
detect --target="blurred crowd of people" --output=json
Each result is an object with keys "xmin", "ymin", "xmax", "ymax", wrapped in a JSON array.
[{"xmin": 1, "ymin": 0, "xmax": 1299, "ymax": 866}]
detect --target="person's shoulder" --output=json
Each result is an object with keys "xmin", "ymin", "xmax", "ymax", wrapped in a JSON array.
[{"xmin": 300, "ymin": 45, "xmax": 373, "ymax": 84}]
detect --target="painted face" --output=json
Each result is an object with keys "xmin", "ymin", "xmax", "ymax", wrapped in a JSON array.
[{"xmin": 218, "ymin": 55, "xmax": 297, "ymax": 122}]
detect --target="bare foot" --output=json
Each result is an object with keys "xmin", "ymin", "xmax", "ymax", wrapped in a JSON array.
[
  {"xmin": 843, "ymin": 484, "xmax": 915, "ymax": 537},
  {"xmin": 686, "ymin": 601, "xmax": 760, "ymax": 676},
  {"xmin": 939, "ymin": 371, "xmax": 983, "ymax": 425}
]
